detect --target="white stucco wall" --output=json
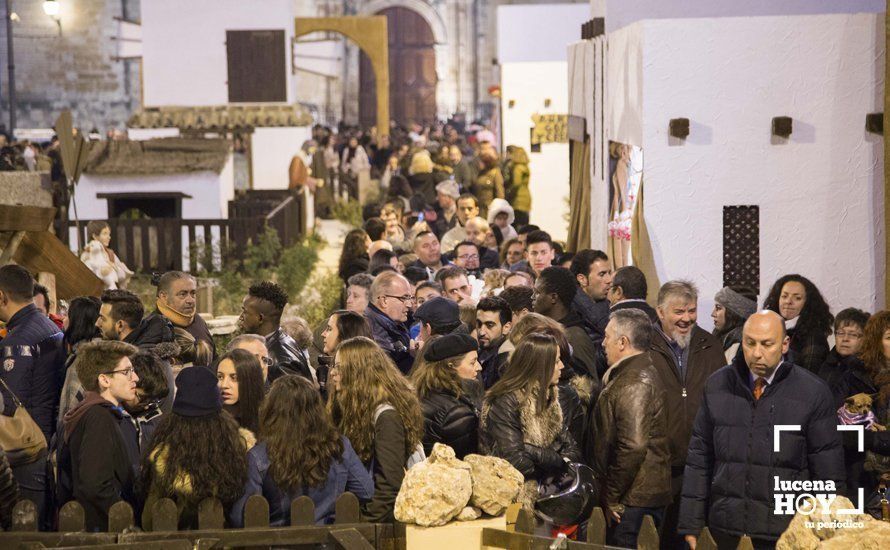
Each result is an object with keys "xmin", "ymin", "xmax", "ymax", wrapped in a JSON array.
[
  {"xmin": 141, "ymin": 0, "xmax": 294, "ymax": 106},
  {"xmin": 250, "ymin": 127, "xmax": 313, "ymax": 190},
  {"xmin": 500, "ymin": 62, "xmax": 570, "ymax": 242},
  {"xmin": 634, "ymin": 13, "xmax": 884, "ymax": 325},
  {"xmin": 75, "ymin": 161, "xmax": 235, "ymax": 221},
  {"xmin": 603, "ymin": 0, "xmax": 884, "ymax": 32},
  {"xmin": 497, "ymin": 4, "xmax": 588, "ymax": 241}
]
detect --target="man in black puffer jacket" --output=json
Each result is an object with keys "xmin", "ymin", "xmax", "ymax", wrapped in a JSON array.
[{"xmin": 679, "ymin": 311, "xmax": 845, "ymax": 549}]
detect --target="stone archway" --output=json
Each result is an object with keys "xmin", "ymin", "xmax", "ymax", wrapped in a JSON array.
[
  {"xmin": 359, "ymin": 7, "xmax": 438, "ymax": 127},
  {"xmin": 294, "ymin": 16, "xmax": 390, "ymax": 135}
]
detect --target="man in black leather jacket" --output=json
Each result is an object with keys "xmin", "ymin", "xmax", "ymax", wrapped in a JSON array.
[{"xmin": 238, "ymin": 281, "xmax": 313, "ymax": 383}]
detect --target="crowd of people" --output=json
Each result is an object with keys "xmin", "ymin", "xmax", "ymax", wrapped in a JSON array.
[{"xmin": 0, "ymin": 123, "xmax": 888, "ymax": 550}]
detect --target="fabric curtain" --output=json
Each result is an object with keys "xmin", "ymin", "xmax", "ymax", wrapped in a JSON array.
[
  {"xmin": 567, "ymin": 139, "xmax": 591, "ymax": 252},
  {"xmin": 631, "ymin": 178, "xmax": 660, "ymax": 305}
]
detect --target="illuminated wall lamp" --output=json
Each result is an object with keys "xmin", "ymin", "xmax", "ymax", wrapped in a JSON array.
[{"xmin": 43, "ymin": 1, "xmax": 62, "ymax": 35}]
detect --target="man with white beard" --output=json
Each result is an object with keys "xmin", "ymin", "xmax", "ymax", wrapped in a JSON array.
[{"xmin": 648, "ymin": 280, "xmax": 726, "ymax": 548}]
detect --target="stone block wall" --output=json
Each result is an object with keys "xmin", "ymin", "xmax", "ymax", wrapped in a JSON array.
[{"xmin": 0, "ymin": 0, "xmax": 141, "ymax": 134}]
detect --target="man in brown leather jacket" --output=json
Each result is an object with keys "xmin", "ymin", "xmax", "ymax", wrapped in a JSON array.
[
  {"xmin": 591, "ymin": 309, "xmax": 672, "ymax": 548},
  {"xmin": 648, "ymin": 280, "xmax": 726, "ymax": 548}
]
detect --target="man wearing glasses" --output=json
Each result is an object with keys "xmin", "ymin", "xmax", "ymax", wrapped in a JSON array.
[
  {"xmin": 58, "ymin": 340, "xmax": 140, "ymax": 532},
  {"xmin": 365, "ymin": 271, "xmax": 415, "ymax": 374},
  {"xmin": 453, "ymin": 241, "xmax": 483, "ymax": 278}
]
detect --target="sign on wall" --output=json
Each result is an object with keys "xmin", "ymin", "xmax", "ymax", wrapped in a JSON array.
[{"xmin": 530, "ymin": 114, "xmax": 568, "ymax": 146}]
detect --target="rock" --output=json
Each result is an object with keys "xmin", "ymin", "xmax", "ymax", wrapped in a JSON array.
[
  {"xmin": 464, "ymin": 454, "xmax": 524, "ymax": 516},
  {"xmin": 456, "ymin": 506, "xmax": 482, "ymax": 521},
  {"xmin": 777, "ymin": 495, "xmax": 890, "ymax": 550},
  {"xmin": 394, "ymin": 443, "xmax": 473, "ymax": 527}
]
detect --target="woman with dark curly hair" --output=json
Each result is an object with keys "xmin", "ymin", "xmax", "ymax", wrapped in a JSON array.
[
  {"xmin": 141, "ymin": 366, "xmax": 251, "ymax": 530},
  {"xmin": 338, "ymin": 229, "xmax": 371, "ymax": 283},
  {"xmin": 216, "ymin": 349, "xmax": 265, "ymax": 434},
  {"xmin": 328, "ymin": 337, "xmax": 423, "ymax": 522},
  {"xmin": 763, "ymin": 274, "xmax": 833, "ymax": 372},
  {"xmin": 229, "ymin": 376, "xmax": 373, "ymax": 526}
]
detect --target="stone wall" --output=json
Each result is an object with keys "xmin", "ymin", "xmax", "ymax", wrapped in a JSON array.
[{"xmin": 0, "ymin": 0, "xmax": 141, "ymax": 134}]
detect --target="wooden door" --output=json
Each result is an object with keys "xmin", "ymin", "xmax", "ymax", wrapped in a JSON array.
[
  {"xmin": 226, "ymin": 30, "xmax": 287, "ymax": 102},
  {"xmin": 359, "ymin": 7, "xmax": 437, "ymax": 128}
]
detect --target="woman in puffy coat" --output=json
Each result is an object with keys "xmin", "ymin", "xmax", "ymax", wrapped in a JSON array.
[
  {"xmin": 410, "ymin": 333, "xmax": 483, "ymax": 458},
  {"xmin": 480, "ymin": 333, "xmax": 581, "ymax": 509},
  {"xmin": 507, "ymin": 147, "xmax": 531, "ymax": 227},
  {"xmin": 472, "ymin": 150, "xmax": 505, "ymax": 218}
]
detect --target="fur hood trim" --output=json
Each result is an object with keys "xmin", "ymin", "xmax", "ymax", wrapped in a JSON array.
[
  {"xmin": 570, "ymin": 376, "xmax": 594, "ymax": 406},
  {"xmin": 518, "ymin": 384, "xmax": 563, "ymax": 448}
]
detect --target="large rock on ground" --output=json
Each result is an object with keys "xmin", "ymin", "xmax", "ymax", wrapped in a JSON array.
[
  {"xmin": 394, "ymin": 443, "xmax": 472, "ymax": 526},
  {"xmin": 777, "ymin": 495, "xmax": 890, "ymax": 550},
  {"xmin": 464, "ymin": 454, "xmax": 523, "ymax": 516}
]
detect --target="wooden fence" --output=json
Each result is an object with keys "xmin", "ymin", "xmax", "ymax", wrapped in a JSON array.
[
  {"xmin": 480, "ymin": 507, "xmax": 753, "ymax": 550},
  {"xmin": 0, "ymin": 495, "xmax": 755, "ymax": 550},
  {"xmin": 68, "ymin": 190, "xmax": 305, "ymax": 273},
  {"xmin": 1, "ymin": 493, "xmax": 396, "ymax": 549}
]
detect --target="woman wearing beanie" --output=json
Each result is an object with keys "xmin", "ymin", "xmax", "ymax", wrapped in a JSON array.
[
  {"xmin": 327, "ymin": 337, "xmax": 423, "ymax": 523},
  {"xmin": 410, "ymin": 333, "xmax": 483, "ymax": 458},
  {"xmin": 479, "ymin": 333, "xmax": 581, "ymax": 510},
  {"xmin": 711, "ymin": 286, "xmax": 758, "ymax": 363},
  {"xmin": 229, "ymin": 376, "xmax": 373, "ymax": 527},
  {"xmin": 216, "ymin": 349, "xmax": 265, "ymax": 434},
  {"xmin": 141, "ymin": 366, "xmax": 252, "ymax": 530}
]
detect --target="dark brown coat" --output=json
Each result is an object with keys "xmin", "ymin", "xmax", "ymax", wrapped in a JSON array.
[
  {"xmin": 590, "ymin": 352, "xmax": 672, "ymax": 508},
  {"xmin": 649, "ymin": 325, "xmax": 725, "ymax": 472}
]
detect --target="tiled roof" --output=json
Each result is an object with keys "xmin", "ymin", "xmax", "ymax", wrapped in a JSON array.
[{"xmin": 127, "ymin": 104, "xmax": 313, "ymax": 131}]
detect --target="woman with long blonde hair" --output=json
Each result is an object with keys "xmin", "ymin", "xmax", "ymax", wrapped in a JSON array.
[{"xmin": 328, "ymin": 337, "xmax": 423, "ymax": 522}]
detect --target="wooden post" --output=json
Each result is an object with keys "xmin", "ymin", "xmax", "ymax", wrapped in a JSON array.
[
  {"xmin": 197, "ymin": 498, "xmax": 225, "ymax": 530},
  {"xmin": 586, "ymin": 506, "xmax": 607, "ymax": 545},
  {"xmin": 514, "ymin": 508, "xmax": 535, "ymax": 534},
  {"xmin": 108, "ymin": 501, "xmax": 135, "ymax": 533},
  {"xmin": 0, "ymin": 230, "xmax": 26, "ymax": 265},
  {"xmin": 11, "ymin": 499, "xmax": 38, "ymax": 531},
  {"xmin": 697, "ymin": 527, "xmax": 719, "ymax": 550},
  {"xmin": 58, "ymin": 501, "xmax": 86, "ymax": 532},
  {"xmin": 244, "ymin": 495, "xmax": 270, "ymax": 528},
  {"xmin": 885, "ymin": 1, "xmax": 890, "ymax": 307},
  {"xmin": 291, "ymin": 496, "xmax": 316, "ymax": 526},
  {"xmin": 334, "ymin": 492, "xmax": 361, "ymax": 524},
  {"xmin": 636, "ymin": 514, "xmax": 659, "ymax": 549},
  {"xmin": 736, "ymin": 535, "xmax": 755, "ymax": 550}
]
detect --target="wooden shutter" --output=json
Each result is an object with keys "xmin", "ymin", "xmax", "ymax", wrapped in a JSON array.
[{"xmin": 226, "ymin": 30, "xmax": 287, "ymax": 103}]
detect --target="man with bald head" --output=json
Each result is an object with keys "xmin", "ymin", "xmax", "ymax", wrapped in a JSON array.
[
  {"xmin": 679, "ymin": 311, "xmax": 844, "ymax": 549},
  {"xmin": 461, "ymin": 216, "xmax": 500, "ymax": 269},
  {"xmin": 365, "ymin": 271, "xmax": 415, "ymax": 373}
]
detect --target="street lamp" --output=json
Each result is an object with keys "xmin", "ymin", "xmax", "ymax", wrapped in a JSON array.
[{"xmin": 43, "ymin": 0, "xmax": 61, "ymax": 35}]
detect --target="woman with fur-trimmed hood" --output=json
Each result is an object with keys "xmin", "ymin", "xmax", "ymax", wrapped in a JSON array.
[{"xmin": 480, "ymin": 333, "xmax": 581, "ymax": 509}]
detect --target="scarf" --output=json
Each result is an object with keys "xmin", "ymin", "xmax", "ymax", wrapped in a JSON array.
[{"xmin": 156, "ymin": 298, "xmax": 194, "ymax": 328}]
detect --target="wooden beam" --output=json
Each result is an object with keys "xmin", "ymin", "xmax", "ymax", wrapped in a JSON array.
[
  {"xmin": 0, "ymin": 231, "xmax": 26, "ymax": 265},
  {"xmin": 885, "ymin": 1, "xmax": 890, "ymax": 307},
  {"xmin": 12, "ymin": 231, "xmax": 105, "ymax": 299},
  {"xmin": 0, "ymin": 204, "xmax": 57, "ymax": 232}
]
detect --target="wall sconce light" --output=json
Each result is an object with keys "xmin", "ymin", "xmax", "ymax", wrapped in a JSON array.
[
  {"xmin": 43, "ymin": 1, "xmax": 62, "ymax": 35},
  {"xmin": 771, "ymin": 116, "xmax": 792, "ymax": 138},
  {"xmin": 669, "ymin": 118, "xmax": 689, "ymax": 139},
  {"xmin": 866, "ymin": 113, "xmax": 883, "ymax": 135},
  {"xmin": 508, "ymin": 100, "xmax": 515, "ymax": 109},
  {"xmin": 544, "ymin": 98, "xmax": 551, "ymax": 108}
]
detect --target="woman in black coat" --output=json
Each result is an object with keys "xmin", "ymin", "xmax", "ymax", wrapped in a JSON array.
[
  {"xmin": 763, "ymin": 274, "xmax": 833, "ymax": 372},
  {"xmin": 480, "ymin": 333, "xmax": 581, "ymax": 510},
  {"xmin": 410, "ymin": 334, "xmax": 483, "ymax": 458},
  {"xmin": 833, "ymin": 310, "xmax": 890, "ymax": 507}
]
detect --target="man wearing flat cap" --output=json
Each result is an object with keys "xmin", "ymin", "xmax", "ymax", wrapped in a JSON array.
[{"xmin": 414, "ymin": 297, "xmax": 464, "ymax": 345}]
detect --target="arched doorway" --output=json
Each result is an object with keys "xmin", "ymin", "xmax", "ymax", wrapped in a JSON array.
[{"xmin": 359, "ymin": 7, "xmax": 437, "ymax": 128}]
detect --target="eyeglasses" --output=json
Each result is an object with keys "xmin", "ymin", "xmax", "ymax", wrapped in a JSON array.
[
  {"xmin": 385, "ymin": 294, "xmax": 415, "ymax": 304},
  {"xmin": 836, "ymin": 331, "xmax": 863, "ymax": 339},
  {"xmin": 106, "ymin": 367, "xmax": 136, "ymax": 378},
  {"xmin": 457, "ymin": 254, "xmax": 479, "ymax": 261}
]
